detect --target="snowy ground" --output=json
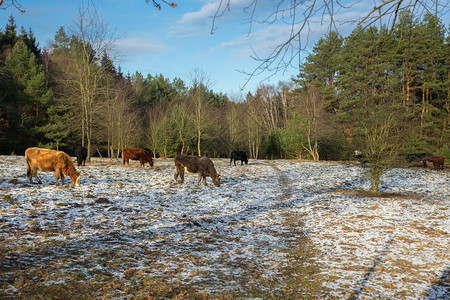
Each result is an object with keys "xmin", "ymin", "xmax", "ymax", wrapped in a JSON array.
[{"xmin": 0, "ymin": 155, "xmax": 449, "ymax": 298}]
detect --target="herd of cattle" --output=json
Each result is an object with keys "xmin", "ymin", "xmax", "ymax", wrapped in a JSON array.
[{"xmin": 23, "ymin": 146, "xmax": 445, "ymax": 187}]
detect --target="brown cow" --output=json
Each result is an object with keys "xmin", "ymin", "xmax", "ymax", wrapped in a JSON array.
[
  {"xmin": 427, "ymin": 155, "xmax": 445, "ymax": 170},
  {"xmin": 25, "ymin": 147, "xmax": 80, "ymax": 186},
  {"xmin": 122, "ymin": 148, "xmax": 154, "ymax": 167},
  {"xmin": 174, "ymin": 155, "xmax": 220, "ymax": 187}
]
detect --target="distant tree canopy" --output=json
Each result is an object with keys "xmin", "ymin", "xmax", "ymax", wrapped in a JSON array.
[{"xmin": 0, "ymin": 11, "xmax": 448, "ymax": 171}]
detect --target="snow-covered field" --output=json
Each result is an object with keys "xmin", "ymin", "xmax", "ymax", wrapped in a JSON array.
[{"xmin": 0, "ymin": 155, "xmax": 449, "ymax": 298}]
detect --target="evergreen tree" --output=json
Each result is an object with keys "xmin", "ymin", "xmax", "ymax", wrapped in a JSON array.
[
  {"xmin": 5, "ymin": 41, "xmax": 52, "ymax": 147},
  {"xmin": 298, "ymin": 31, "xmax": 343, "ymax": 113},
  {"xmin": 38, "ymin": 104, "xmax": 70, "ymax": 150},
  {"xmin": 0, "ymin": 15, "xmax": 17, "ymax": 53},
  {"xmin": 19, "ymin": 26, "xmax": 40, "ymax": 59},
  {"xmin": 0, "ymin": 65, "xmax": 21, "ymax": 153}
]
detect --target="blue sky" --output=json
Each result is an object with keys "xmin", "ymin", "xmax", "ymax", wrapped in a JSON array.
[{"xmin": 2, "ymin": 0, "xmax": 447, "ymax": 96}]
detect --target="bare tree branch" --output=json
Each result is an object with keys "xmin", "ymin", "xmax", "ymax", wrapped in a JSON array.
[{"xmin": 0, "ymin": 0, "xmax": 25, "ymax": 13}]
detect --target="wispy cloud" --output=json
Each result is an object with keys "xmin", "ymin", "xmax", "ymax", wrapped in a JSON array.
[
  {"xmin": 170, "ymin": 0, "xmax": 258, "ymax": 37},
  {"xmin": 115, "ymin": 35, "xmax": 166, "ymax": 56}
]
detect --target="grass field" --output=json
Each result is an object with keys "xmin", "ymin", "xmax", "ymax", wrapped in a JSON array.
[{"xmin": 0, "ymin": 155, "xmax": 449, "ymax": 299}]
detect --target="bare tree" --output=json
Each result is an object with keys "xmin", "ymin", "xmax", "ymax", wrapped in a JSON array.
[
  {"xmin": 170, "ymin": 101, "xmax": 190, "ymax": 155},
  {"xmin": 244, "ymin": 95, "xmax": 265, "ymax": 159},
  {"xmin": 300, "ymin": 86, "xmax": 321, "ymax": 161},
  {"xmin": 278, "ymin": 81, "xmax": 295, "ymax": 130},
  {"xmin": 226, "ymin": 101, "xmax": 241, "ymax": 152},
  {"xmin": 102, "ymin": 80, "xmax": 140, "ymax": 159},
  {"xmin": 254, "ymin": 85, "xmax": 279, "ymax": 133},
  {"xmin": 289, "ymin": 83, "xmax": 331, "ymax": 161},
  {"xmin": 211, "ymin": 0, "xmax": 448, "ymax": 88},
  {"xmin": 188, "ymin": 69, "xmax": 213, "ymax": 157},
  {"xmin": 145, "ymin": 105, "xmax": 163, "ymax": 158},
  {"xmin": 69, "ymin": 2, "xmax": 117, "ymax": 161}
]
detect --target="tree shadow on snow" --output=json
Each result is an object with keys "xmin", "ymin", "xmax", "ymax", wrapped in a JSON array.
[
  {"xmin": 425, "ymin": 266, "xmax": 450, "ymax": 299},
  {"xmin": 348, "ymin": 238, "xmax": 394, "ymax": 299}
]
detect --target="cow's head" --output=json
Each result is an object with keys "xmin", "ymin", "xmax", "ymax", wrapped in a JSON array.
[
  {"xmin": 212, "ymin": 174, "xmax": 220, "ymax": 187},
  {"xmin": 70, "ymin": 171, "xmax": 81, "ymax": 187}
]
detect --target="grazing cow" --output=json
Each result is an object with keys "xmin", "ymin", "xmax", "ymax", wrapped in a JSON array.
[
  {"xmin": 25, "ymin": 147, "xmax": 80, "ymax": 186},
  {"xmin": 122, "ymin": 147, "xmax": 154, "ymax": 167},
  {"xmin": 75, "ymin": 145, "xmax": 87, "ymax": 166},
  {"xmin": 174, "ymin": 155, "xmax": 220, "ymax": 187},
  {"xmin": 426, "ymin": 155, "xmax": 445, "ymax": 170},
  {"xmin": 230, "ymin": 150, "xmax": 248, "ymax": 166}
]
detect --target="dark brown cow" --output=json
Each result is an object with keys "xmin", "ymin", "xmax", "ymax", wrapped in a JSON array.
[
  {"xmin": 25, "ymin": 147, "xmax": 80, "ymax": 186},
  {"xmin": 427, "ymin": 155, "xmax": 445, "ymax": 170},
  {"xmin": 174, "ymin": 155, "xmax": 220, "ymax": 187},
  {"xmin": 122, "ymin": 148, "xmax": 154, "ymax": 167}
]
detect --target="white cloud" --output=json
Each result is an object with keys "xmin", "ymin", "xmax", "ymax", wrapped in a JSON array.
[{"xmin": 170, "ymin": 0, "xmax": 259, "ymax": 37}]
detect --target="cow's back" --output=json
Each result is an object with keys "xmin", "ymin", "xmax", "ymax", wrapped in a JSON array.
[
  {"xmin": 26, "ymin": 147, "xmax": 60, "ymax": 171},
  {"xmin": 175, "ymin": 155, "xmax": 201, "ymax": 173},
  {"xmin": 122, "ymin": 148, "xmax": 134, "ymax": 159},
  {"xmin": 123, "ymin": 148, "xmax": 143, "ymax": 160}
]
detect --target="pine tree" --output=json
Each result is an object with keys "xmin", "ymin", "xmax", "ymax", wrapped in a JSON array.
[
  {"xmin": 0, "ymin": 15, "xmax": 17, "ymax": 53},
  {"xmin": 5, "ymin": 41, "xmax": 52, "ymax": 146},
  {"xmin": 298, "ymin": 31, "xmax": 343, "ymax": 113}
]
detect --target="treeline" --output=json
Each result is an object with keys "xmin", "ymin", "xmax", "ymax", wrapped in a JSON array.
[{"xmin": 0, "ymin": 11, "xmax": 448, "ymax": 162}]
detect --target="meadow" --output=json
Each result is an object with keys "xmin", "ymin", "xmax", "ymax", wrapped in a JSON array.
[{"xmin": 0, "ymin": 155, "xmax": 448, "ymax": 299}]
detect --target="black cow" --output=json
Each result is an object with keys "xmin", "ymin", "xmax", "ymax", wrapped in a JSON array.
[
  {"xmin": 230, "ymin": 150, "xmax": 248, "ymax": 166},
  {"xmin": 75, "ymin": 145, "xmax": 87, "ymax": 167},
  {"xmin": 354, "ymin": 150, "xmax": 367, "ymax": 168},
  {"xmin": 405, "ymin": 152, "xmax": 428, "ymax": 167}
]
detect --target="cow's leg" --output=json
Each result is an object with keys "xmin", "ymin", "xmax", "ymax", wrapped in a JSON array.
[
  {"xmin": 59, "ymin": 170, "xmax": 65, "ymax": 185},
  {"xmin": 27, "ymin": 164, "xmax": 33, "ymax": 183},
  {"xmin": 175, "ymin": 166, "xmax": 184, "ymax": 183},
  {"xmin": 54, "ymin": 170, "xmax": 60, "ymax": 186},
  {"xmin": 180, "ymin": 168, "xmax": 184, "ymax": 183},
  {"xmin": 32, "ymin": 168, "xmax": 42, "ymax": 184},
  {"xmin": 230, "ymin": 158, "xmax": 232, "ymax": 166},
  {"xmin": 234, "ymin": 159, "xmax": 237, "ymax": 166},
  {"xmin": 197, "ymin": 173, "xmax": 206, "ymax": 185}
]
